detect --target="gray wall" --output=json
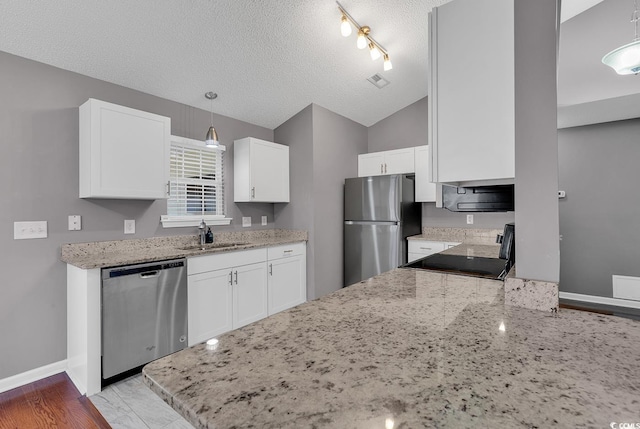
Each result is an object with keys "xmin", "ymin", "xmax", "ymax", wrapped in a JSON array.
[
  {"xmin": 273, "ymin": 106, "xmax": 315, "ymax": 298},
  {"xmin": 558, "ymin": 118, "xmax": 640, "ymax": 296},
  {"xmin": 422, "ymin": 205, "xmax": 514, "ymax": 229},
  {"xmin": 312, "ymin": 105, "xmax": 368, "ymax": 298},
  {"xmin": 274, "ymin": 104, "xmax": 367, "ymax": 300},
  {"xmin": 513, "ymin": 0, "xmax": 560, "ymax": 283},
  {"xmin": 0, "ymin": 51, "xmax": 274, "ymax": 379},
  {"xmin": 369, "ymin": 96, "xmax": 515, "ymax": 230},
  {"xmin": 367, "ymin": 97, "xmax": 428, "ymax": 152}
]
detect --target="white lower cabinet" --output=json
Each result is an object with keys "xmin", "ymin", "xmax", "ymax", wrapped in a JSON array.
[
  {"xmin": 233, "ymin": 262, "xmax": 268, "ymax": 329},
  {"xmin": 267, "ymin": 243, "xmax": 306, "ymax": 316},
  {"xmin": 407, "ymin": 240, "xmax": 461, "ymax": 263},
  {"xmin": 187, "ymin": 268, "xmax": 234, "ymax": 346},
  {"xmin": 187, "ymin": 244, "xmax": 306, "ymax": 346}
]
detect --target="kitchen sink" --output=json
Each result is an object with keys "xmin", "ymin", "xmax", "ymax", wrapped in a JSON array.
[{"xmin": 179, "ymin": 242, "xmax": 248, "ymax": 251}]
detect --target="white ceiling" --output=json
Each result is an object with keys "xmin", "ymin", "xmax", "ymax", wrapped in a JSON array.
[
  {"xmin": 0, "ymin": 0, "xmax": 450, "ymax": 129},
  {"xmin": 0, "ymin": 0, "xmax": 633, "ymax": 130}
]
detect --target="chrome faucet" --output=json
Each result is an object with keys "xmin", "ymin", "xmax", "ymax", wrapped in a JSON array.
[{"xmin": 199, "ymin": 219, "xmax": 207, "ymax": 246}]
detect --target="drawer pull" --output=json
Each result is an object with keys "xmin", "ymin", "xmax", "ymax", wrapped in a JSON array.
[
  {"xmin": 284, "ymin": 250, "xmax": 293, "ymax": 253},
  {"xmin": 419, "ymin": 247, "xmax": 432, "ymax": 250}
]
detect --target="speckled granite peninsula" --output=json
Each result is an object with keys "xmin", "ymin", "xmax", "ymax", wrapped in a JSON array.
[{"xmin": 143, "ymin": 268, "xmax": 640, "ymax": 429}]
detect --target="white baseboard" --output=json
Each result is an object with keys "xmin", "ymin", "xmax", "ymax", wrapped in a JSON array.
[
  {"xmin": 560, "ymin": 292, "xmax": 640, "ymax": 310},
  {"xmin": 0, "ymin": 360, "xmax": 67, "ymax": 394}
]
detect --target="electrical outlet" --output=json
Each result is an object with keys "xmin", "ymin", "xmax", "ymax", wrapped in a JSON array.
[
  {"xmin": 242, "ymin": 217, "xmax": 251, "ymax": 227},
  {"xmin": 124, "ymin": 219, "xmax": 135, "ymax": 234},
  {"xmin": 14, "ymin": 221, "xmax": 48, "ymax": 239},
  {"xmin": 466, "ymin": 214, "xmax": 474, "ymax": 225},
  {"xmin": 68, "ymin": 215, "xmax": 82, "ymax": 231},
  {"xmin": 261, "ymin": 216, "xmax": 267, "ymax": 226}
]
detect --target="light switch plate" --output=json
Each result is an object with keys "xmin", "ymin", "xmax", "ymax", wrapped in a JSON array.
[
  {"xmin": 124, "ymin": 219, "xmax": 135, "ymax": 234},
  {"xmin": 242, "ymin": 217, "xmax": 251, "ymax": 227},
  {"xmin": 68, "ymin": 215, "xmax": 82, "ymax": 231},
  {"xmin": 466, "ymin": 215, "xmax": 474, "ymax": 225},
  {"xmin": 261, "ymin": 216, "xmax": 267, "ymax": 226},
  {"xmin": 14, "ymin": 221, "xmax": 48, "ymax": 239}
]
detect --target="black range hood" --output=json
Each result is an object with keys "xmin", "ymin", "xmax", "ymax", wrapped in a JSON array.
[{"xmin": 442, "ymin": 184, "xmax": 514, "ymax": 212}]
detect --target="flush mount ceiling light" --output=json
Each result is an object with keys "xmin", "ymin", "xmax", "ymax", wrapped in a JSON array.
[
  {"xmin": 602, "ymin": 0, "xmax": 640, "ymax": 75},
  {"xmin": 204, "ymin": 92, "xmax": 219, "ymax": 147},
  {"xmin": 337, "ymin": 1, "xmax": 392, "ymax": 71}
]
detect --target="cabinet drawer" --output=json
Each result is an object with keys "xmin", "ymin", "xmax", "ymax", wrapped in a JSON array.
[
  {"xmin": 188, "ymin": 248, "xmax": 267, "ymax": 275},
  {"xmin": 268, "ymin": 242, "xmax": 305, "ymax": 260},
  {"xmin": 408, "ymin": 240, "xmax": 446, "ymax": 255}
]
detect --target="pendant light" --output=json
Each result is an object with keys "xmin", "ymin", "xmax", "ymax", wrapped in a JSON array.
[
  {"xmin": 602, "ymin": 0, "xmax": 640, "ymax": 75},
  {"xmin": 204, "ymin": 92, "xmax": 219, "ymax": 147}
]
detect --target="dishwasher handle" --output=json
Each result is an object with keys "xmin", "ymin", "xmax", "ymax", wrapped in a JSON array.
[{"xmin": 139, "ymin": 271, "xmax": 160, "ymax": 279}]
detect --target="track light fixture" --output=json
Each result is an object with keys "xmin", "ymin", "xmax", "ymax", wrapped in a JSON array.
[{"xmin": 337, "ymin": 1, "xmax": 392, "ymax": 71}]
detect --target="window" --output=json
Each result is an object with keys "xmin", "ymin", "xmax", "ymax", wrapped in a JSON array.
[{"xmin": 161, "ymin": 136, "xmax": 231, "ymax": 227}]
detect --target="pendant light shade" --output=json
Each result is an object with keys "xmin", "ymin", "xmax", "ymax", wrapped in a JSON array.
[
  {"xmin": 204, "ymin": 92, "xmax": 219, "ymax": 147},
  {"xmin": 205, "ymin": 126, "xmax": 219, "ymax": 147},
  {"xmin": 602, "ymin": 0, "xmax": 640, "ymax": 75},
  {"xmin": 602, "ymin": 40, "xmax": 640, "ymax": 75}
]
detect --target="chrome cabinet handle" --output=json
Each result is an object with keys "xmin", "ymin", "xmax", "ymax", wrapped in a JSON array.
[
  {"xmin": 229, "ymin": 271, "xmax": 233, "ymax": 285},
  {"xmin": 166, "ymin": 181, "xmax": 171, "ymax": 196},
  {"xmin": 251, "ymin": 187, "xmax": 255, "ymax": 199},
  {"xmin": 380, "ymin": 164, "xmax": 383, "ymax": 174},
  {"xmin": 269, "ymin": 263, "xmax": 272, "ymax": 276},
  {"xmin": 384, "ymin": 163, "xmax": 387, "ymax": 173},
  {"xmin": 234, "ymin": 271, "xmax": 238, "ymax": 284},
  {"xmin": 284, "ymin": 250, "xmax": 293, "ymax": 253},
  {"xmin": 419, "ymin": 247, "xmax": 432, "ymax": 250}
]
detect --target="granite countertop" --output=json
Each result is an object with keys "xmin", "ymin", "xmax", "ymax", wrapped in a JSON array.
[
  {"xmin": 142, "ymin": 268, "xmax": 640, "ymax": 428},
  {"xmin": 61, "ymin": 229, "xmax": 307, "ymax": 269}
]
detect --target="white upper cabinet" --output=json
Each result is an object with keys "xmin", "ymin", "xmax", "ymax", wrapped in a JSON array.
[
  {"xmin": 234, "ymin": 137, "xmax": 290, "ymax": 203},
  {"xmin": 429, "ymin": 0, "xmax": 515, "ymax": 185},
  {"xmin": 79, "ymin": 99, "xmax": 170, "ymax": 199},
  {"xmin": 414, "ymin": 145, "xmax": 437, "ymax": 202},
  {"xmin": 358, "ymin": 148, "xmax": 415, "ymax": 177}
]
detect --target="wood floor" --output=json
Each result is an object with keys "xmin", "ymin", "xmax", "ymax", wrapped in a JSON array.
[{"xmin": 0, "ymin": 372, "xmax": 111, "ymax": 429}]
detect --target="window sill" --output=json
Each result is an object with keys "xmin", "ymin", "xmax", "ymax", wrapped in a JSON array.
[{"xmin": 160, "ymin": 216, "xmax": 232, "ymax": 228}]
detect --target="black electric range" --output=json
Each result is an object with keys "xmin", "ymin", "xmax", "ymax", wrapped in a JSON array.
[{"xmin": 403, "ymin": 253, "xmax": 508, "ymax": 280}]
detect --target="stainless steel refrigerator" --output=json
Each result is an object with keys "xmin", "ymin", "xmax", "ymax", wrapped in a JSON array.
[{"xmin": 344, "ymin": 174, "xmax": 421, "ymax": 286}]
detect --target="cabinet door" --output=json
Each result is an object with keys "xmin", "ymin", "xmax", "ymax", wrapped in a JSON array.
[
  {"xmin": 358, "ymin": 153, "xmax": 385, "ymax": 177},
  {"xmin": 415, "ymin": 146, "xmax": 437, "ymax": 202},
  {"xmin": 268, "ymin": 254, "xmax": 306, "ymax": 316},
  {"xmin": 408, "ymin": 240, "xmax": 446, "ymax": 256},
  {"xmin": 429, "ymin": 0, "xmax": 514, "ymax": 184},
  {"xmin": 79, "ymin": 99, "xmax": 170, "ymax": 199},
  {"xmin": 251, "ymin": 140, "xmax": 289, "ymax": 202},
  {"xmin": 384, "ymin": 148, "xmax": 415, "ymax": 175},
  {"xmin": 187, "ymin": 268, "xmax": 233, "ymax": 346},
  {"xmin": 233, "ymin": 262, "xmax": 268, "ymax": 329}
]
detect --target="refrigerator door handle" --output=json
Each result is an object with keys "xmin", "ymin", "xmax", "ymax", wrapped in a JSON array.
[{"xmin": 345, "ymin": 220, "xmax": 400, "ymax": 225}]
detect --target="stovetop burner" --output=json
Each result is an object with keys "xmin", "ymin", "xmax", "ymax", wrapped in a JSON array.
[{"xmin": 403, "ymin": 253, "xmax": 508, "ymax": 280}]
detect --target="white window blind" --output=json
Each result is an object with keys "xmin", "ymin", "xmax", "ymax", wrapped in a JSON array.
[{"xmin": 168, "ymin": 140, "xmax": 224, "ymax": 218}]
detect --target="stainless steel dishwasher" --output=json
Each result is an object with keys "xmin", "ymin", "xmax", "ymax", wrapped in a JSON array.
[{"xmin": 102, "ymin": 259, "xmax": 187, "ymax": 380}]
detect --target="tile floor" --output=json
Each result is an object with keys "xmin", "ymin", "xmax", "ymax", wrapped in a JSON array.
[{"xmin": 90, "ymin": 374, "xmax": 193, "ymax": 429}]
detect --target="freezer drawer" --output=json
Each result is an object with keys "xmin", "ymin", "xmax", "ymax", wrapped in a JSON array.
[
  {"xmin": 102, "ymin": 259, "xmax": 187, "ymax": 380},
  {"xmin": 344, "ymin": 222, "xmax": 402, "ymax": 286}
]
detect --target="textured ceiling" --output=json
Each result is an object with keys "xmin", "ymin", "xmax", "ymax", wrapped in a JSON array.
[
  {"xmin": 0, "ymin": 0, "xmax": 450, "ymax": 128},
  {"xmin": 0, "ymin": 0, "xmax": 624, "ymax": 129}
]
